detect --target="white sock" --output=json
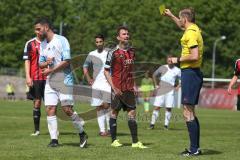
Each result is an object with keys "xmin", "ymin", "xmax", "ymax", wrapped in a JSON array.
[
  {"xmin": 71, "ymin": 112, "xmax": 84, "ymax": 134},
  {"xmin": 47, "ymin": 116, "xmax": 58, "ymax": 140},
  {"xmin": 97, "ymin": 109, "xmax": 105, "ymax": 133},
  {"xmin": 164, "ymin": 111, "xmax": 172, "ymax": 126},
  {"xmin": 151, "ymin": 110, "xmax": 159, "ymax": 125},
  {"xmin": 105, "ymin": 108, "xmax": 111, "ymax": 131}
]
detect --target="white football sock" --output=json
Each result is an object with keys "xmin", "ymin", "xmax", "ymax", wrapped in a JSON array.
[
  {"xmin": 151, "ymin": 110, "xmax": 159, "ymax": 125},
  {"xmin": 47, "ymin": 116, "xmax": 58, "ymax": 140},
  {"xmin": 105, "ymin": 108, "xmax": 111, "ymax": 131},
  {"xmin": 71, "ymin": 112, "xmax": 84, "ymax": 134},
  {"xmin": 164, "ymin": 111, "xmax": 172, "ymax": 126},
  {"xmin": 97, "ymin": 109, "xmax": 105, "ymax": 133}
]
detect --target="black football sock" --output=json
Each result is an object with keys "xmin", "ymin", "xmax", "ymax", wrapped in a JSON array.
[
  {"xmin": 33, "ymin": 108, "xmax": 41, "ymax": 131},
  {"xmin": 195, "ymin": 117, "xmax": 200, "ymax": 149},
  {"xmin": 110, "ymin": 118, "xmax": 117, "ymax": 142},
  {"xmin": 128, "ymin": 118, "xmax": 138, "ymax": 143},
  {"xmin": 186, "ymin": 119, "xmax": 198, "ymax": 153}
]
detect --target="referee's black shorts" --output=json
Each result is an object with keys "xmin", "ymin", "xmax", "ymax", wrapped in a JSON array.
[
  {"xmin": 27, "ymin": 80, "xmax": 46, "ymax": 100},
  {"xmin": 181, "ymin": 68, "xmax": 203, "ymax": 105},
  {"xmin": 111, "ymin": 91, "xmax": 136, "ymax": 111}
]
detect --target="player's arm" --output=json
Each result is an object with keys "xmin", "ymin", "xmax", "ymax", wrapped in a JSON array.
[
  {"xmin": 164, "ymin": 9, "xmax": 185, "ymax": 30},
  {"xmin": 104, "ymin": 68, "xmax": 122, "ymax": 96},
  {"xmin": 152, "ymin": 67, "xmax": 162, "ymax": 88},
  {"xmin": 83, "ymin": 55, "xmax": 93, "ymax": 85},
  {"xmin": 228, "ymin": 75, "xmax": 238, "ymax": 94},
  {"xmin": 23, "ymin": 42, "xmax": 33, "ymax": 87},
  {"xmin": 104, "ymin": 49, "xmax": 122, "ymax": 96},
  {"xmin": 42, "ymin": 37, "xmax": 71, "ymax": 76},
  {"xmin": 24, "ymin": 60, "xmax": 32, "ymax": 87}
]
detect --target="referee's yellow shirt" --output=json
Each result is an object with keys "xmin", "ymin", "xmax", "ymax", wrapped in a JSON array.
[{"xmin": 180, "ymin": 24, "xmax": 203, "ymax": 69}]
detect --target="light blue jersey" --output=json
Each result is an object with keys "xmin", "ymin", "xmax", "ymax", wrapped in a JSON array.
[{"xmin": 39, "ymin": 34, "xmax": 74, "ymax": 86}]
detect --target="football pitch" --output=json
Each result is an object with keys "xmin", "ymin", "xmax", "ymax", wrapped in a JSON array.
[{"xmin": 0, "ymin": 100, "xmax": 239, "ymax": 160}]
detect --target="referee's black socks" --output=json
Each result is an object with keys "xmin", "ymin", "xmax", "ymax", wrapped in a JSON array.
[
  {"xmin": 33, "ymin": 108, "xmax": 41, "ymax": 131},
  {"xmin": 128, "ymin": 118, "xmax": 138, "ymax": 143},
  {"xmin": 186, "ymin": 117, "xmax": 199, "ymax": 153}
]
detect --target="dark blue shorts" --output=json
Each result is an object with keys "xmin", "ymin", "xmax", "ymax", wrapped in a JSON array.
[{"xmin": 181, "ymin": 68, "xmax": 203, "ymax": 105}]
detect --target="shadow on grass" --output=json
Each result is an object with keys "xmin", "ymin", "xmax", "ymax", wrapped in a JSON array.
[
  {"xmin": 202, "ymin": 149, "xmax": 222, "ymax": 155},
  {"xmin": 62, "ymin": 142, "xmax": 93, "ymax": 147},
  {"xmin": 123, "ymin": 142, "xmax": 153, "ymax": 147},
  {"xmin": 40, "ymin": 132, "xmax": 77, "ymax": 136},
  {"xmin": 117, "ymin": 132, "xmax": 130, "ymax": 136}
]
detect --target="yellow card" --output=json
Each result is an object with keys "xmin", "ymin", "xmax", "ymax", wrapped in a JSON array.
[{"xmin": 159, "ymin": 4, "xmax": 166, "ymax": 15}]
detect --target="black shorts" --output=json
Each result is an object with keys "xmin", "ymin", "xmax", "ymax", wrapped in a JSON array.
[
  {"xmin": 8, "ymin": 92, "xmax": 14, "ymax": 96},
  {"xmin": 111, "ymin": 91, "xmax": 136, "ymax": 111},
  {"xmin": 27, "ymin": 80, "xmax": 46, "ymax": 100},
  {"xmin": 181, "ymin": 68, "xmax": 203, "ymax": 105}
]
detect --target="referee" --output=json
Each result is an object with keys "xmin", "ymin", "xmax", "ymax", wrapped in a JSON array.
[{"xmin": 164, "ymin": 8, "xmax": 203, "ymax": 156}]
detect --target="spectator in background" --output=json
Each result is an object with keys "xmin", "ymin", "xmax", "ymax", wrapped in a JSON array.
[
  {"xmin": 140, "ymin": 71, "xmax": 154, "ymax": 112},
  {"xmin": 6, "ymin": 82, "xmax": 15, "ymax": 100}
]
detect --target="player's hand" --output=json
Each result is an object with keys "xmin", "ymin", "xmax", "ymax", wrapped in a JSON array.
[
  {"xmin": 42, "ymin": 68, "xmax": 53, "ymax": 76},
  {"xmin": 163, "ymin": 9, "xmax": 174, "ymax": 17},
  {"xmin": 47, "ymin": 57, "xmax": 54, "ymax": 65},
  {"xmin": 113, "ymin": 87, "xmax": 122, "ymax": 96},
  {"xmin": 170, "ymin": 57, "xmax": 178, "ymax": 64},
  {"xmin": 87, "ymin": 79, "xmax": 94, "ymax": 86},
  {"xmin": 26, "ymin": 77, "xmax": 33, "ymax": 87},
  {"xmin": 174, "ymin": 86, "xmax": 180, "ymax": 91}
]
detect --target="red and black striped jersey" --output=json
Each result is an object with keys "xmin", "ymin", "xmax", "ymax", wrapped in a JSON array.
[
  {"xmin": 105, "ymin": 46, "xmax": 135, "ymax": 91},
  {"xmin": 23, "ymin": 38, "xmax": 46, "ymax": 80},
  {"xmin": 234, "ymin": 59, "xmax": 240, "ymax": 76}
]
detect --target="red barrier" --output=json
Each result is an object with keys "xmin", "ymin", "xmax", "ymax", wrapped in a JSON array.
[{"xmin": 198, "ymin": 88, "xmax": 237, "ymax": 110}]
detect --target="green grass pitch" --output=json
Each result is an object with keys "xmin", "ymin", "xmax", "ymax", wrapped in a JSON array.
[{"xmin": 0, "ymin": 100, "xmax": 240, "ymax": 160}]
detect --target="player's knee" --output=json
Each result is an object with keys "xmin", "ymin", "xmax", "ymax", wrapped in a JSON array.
[
  {"xmin": 34, "ymin": 99, "xmax": 41, "ymax": 108},
  {"xmin": 62, "ymin": 107, "xmax": 73, "ymax": 116},
  {"xmin": 110, "ymin": 110, "xmax": 118, "ymax": 119},
  {"xmin": 128, "ymin": 115, "xmax": 136, "ymax": 121},
  {"xmin": 102, "ymin": 103, "xmax": 110, "ymax": 109},
  {"xmin": 46, "ymin": 106, "xmax": 56, "ymax": 116},
  {"xmin": 166, "ymin": 108, "xmax": 171, "ymax": 112}
]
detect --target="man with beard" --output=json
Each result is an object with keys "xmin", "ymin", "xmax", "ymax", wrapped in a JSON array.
[
  {"xmin": 83, "ymin": 34, "xmax": 111, "ymax": 136},
  {"xmin": 37, "ymin": 17, "xmax": 87, "ymax": 147}
]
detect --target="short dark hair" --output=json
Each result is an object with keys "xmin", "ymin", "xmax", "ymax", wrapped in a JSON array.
[
  {"xmin": 34, "ymin": 17, "xmax": 54, "ymax": 30},
  {"xmin": 117, "ymin": 26, "xmax": 129, "ymax": 36},
  {"xmin": 95, "ymin": 34, "xmax": 104, "ymax": 41},
  {"xmin": 179, "ymin": 8, "xmax": 195, "ymax": 23}
]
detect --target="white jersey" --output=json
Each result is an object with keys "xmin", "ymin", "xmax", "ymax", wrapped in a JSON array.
[
  {"xmin": 39, "ymin": 34, "xmax": 73, "ymax": 86},
  {"xmin": 154, "ymin": 65, "xmax": 181, "ymax": 86},
  {"xmin": 83, "ymin": 49, "xmax": 110, "ymax": 91}
]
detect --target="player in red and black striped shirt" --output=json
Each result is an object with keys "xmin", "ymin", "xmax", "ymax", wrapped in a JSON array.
[
  {"xmin": 104, "ymin": 26, "xmax": 147, "ymax": 148},
  {"xmin": 23, "ymin": 23, "xmax": 46, "ymax": 136},
  {"xmin": 228, "ymin": 59, "xmax": 240, "ymax": 111}
]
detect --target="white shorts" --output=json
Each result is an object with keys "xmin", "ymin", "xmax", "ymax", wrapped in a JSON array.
[
  {"xmin": 153, "ymin": 92, "xmax": 175, "ymax": 108},
  {"xmin": 44, "ymin": 83, "xmax": 74, "ymax": 106},
  {"xmin": 91, "ymin": 82, "xmax": 111, "ymax": 107}
]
